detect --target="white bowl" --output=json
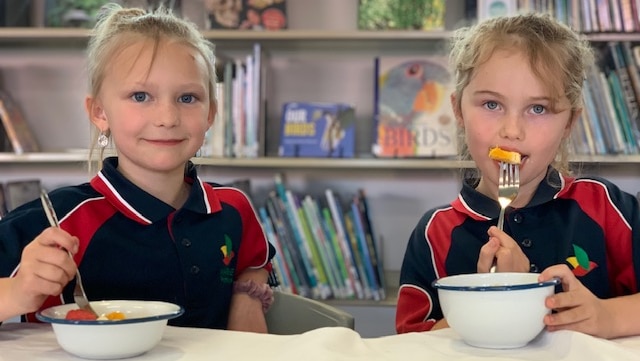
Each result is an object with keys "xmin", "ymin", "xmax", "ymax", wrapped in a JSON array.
[
  {"xmin": 432, "ymin": 273, "xmax": 559, "ymax": 349},
  {"xmin": 36, "ymin": 300, "xmax": 184, "ymax": 359}
]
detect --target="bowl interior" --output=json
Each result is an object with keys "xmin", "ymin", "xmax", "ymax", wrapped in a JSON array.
[
  {"xmin": 36, "ymin": 300, "xmax": 184, "ymax": 325},
  {"xmin": 432, "ymin": 272, "xmax": 559, "ymax": 291}
]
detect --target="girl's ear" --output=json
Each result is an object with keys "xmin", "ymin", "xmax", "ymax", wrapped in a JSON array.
[
  {"xmin": 564, "ymin": 108, "xmax": 582, "ymax": 139},
  {"xmin": 450, "ymin": 92, "xmax": 463, "ymax": 127},
  {"xmin": 85, "ymin": 96, "xmax": 108, "ymax": 131}
]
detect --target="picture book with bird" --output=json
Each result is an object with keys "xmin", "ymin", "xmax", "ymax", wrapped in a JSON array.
[
  {"xmin": 279, "ymin": 102, "xmax": 356, "ymax": 158},
  {"xmin": 372, "ymin": 56, "xmax": 458, "ymax": 158}
]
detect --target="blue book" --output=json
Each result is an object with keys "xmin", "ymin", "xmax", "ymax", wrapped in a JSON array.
[{"xmin": 278, "ymin": 102, "xmax": 356, "ymax": 158}]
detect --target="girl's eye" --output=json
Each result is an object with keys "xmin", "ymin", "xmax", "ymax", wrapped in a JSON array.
[
  {"xmin": 531, "ymin": 104, "xmax": 545, "ymax": 114},
  {"xmin": 179, "ymin": 94, "xmax": 196, "ymax": 103},
  {"xmin": 484, "ymin": 101, "xmax": 498, "ymax": 110},
  {"xmin": 131, "ymin": 92, "xmax": 148, "ymax": 102}
]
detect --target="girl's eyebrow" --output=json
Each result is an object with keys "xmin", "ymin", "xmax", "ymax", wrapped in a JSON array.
[{"xmin": 473, "ymin": 90, "xmax": 552, "ymax": 102}]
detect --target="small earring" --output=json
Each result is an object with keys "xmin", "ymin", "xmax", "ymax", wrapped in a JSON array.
[{"xmin": 98, "ymin": 133, "xmax": 109, "ymax": 148}]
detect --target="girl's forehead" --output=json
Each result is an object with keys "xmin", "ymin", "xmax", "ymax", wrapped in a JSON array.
[
  {"xmin": 474, "ymin": 49, "xmax": 564, "ymax": 96},
  {"xmin": 107, "ymin": 38, "xmax": 205, "ymax": 76}
]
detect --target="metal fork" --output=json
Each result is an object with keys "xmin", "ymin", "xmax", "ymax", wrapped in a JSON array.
[
  {"xmin": 40, "ymin": 190, "xmax": 97, "ymax": 316},
  {"xmin": 490, "ymin": 162, "xmax": 520, "ymax": 272}
]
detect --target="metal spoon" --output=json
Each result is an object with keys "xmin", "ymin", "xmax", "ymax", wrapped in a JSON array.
[{"xmin": 39, "ymin": 189, "xmax": 97, "ymax": 316}]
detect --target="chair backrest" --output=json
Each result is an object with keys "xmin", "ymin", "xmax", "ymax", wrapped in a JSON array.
[{"xmin": 265, "ymin": 291, "xmax": 355, "ymax": 335}]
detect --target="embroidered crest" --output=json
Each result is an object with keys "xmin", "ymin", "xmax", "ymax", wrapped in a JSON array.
[
  {"xmin": 566, "ymin": 244, "xmax": 598, "ymax": 277},
  {"xmin": 220, "ymin": 234, "xmax": 235, "ymax": 266},
  {"xmin": 219, "ymin": 234, "xmax": 235, "ymax": 284}
]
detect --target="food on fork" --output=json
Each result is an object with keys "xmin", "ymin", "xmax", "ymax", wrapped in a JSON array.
[{"xmin": 488, "ymin": 146, "xmax": 521, "ymax": 164}]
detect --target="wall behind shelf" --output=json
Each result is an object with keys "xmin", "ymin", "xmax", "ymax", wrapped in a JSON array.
[{"xmin": 0, "ymin": 48, "xmax": 89, "ymax": 151}]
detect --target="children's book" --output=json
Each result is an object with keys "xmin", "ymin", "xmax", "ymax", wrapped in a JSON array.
[
  {"xmin": 0, "ymin": 90, "xmax": 40, "ymax": 154},
  {"xmin": 372, "ymin": 56, "xmax": 457, "ymax": 158},
  {"xmin": 476, "ymin": 0, "xmax": 518, "ymax": 22},
  {"xmin": 358, "ymin": 0, "xmax": 445, "ymax": 30},
  {"xmin": 279, "ymin": 102, "xmax": 356, "ymax": 158},
  {"xmin": 206, "ymin": 0, "xmax": 286, "ymax": 30}
]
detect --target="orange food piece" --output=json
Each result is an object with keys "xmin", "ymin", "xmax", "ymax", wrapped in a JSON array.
[
  {"xmin": 488, "ymin": 147, "xmax": 521, "ymax": 164},
  {"xmin": 105, "ymin": 311, "xmax": 126, "ymax": 320},
  {"xmin": 65, "ymin": 309, "xmax": 98, "ymax": 321}
]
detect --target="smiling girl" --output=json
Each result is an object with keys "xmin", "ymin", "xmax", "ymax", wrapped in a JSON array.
[{"xmin": 0, "ymin": 4, "xmax": 275, "ymax": 332}]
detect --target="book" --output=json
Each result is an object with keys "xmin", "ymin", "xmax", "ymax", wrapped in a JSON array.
[
  {"xmin": 258, "ymin": 206, "xmax": 294, "ymax": 294},
  {"xmin": 355, "ymin": 189, "xmax": 385, "ymax": 298},
  {"xmin": 372, "ymin": 56, "xmax": 457, "ymax": 158},
  {"xmin": 358, "ymin": 0, "xmax": 445, "ymax": 30},
  {"xmin": 0, "ymin": 90, "xmax": 40, "ymax": 154},
  {"xmin": 477, "ymin": 0, "xmax": 518, "ymax": 22},
  {"xmin": 279, "ymin": 102, "xmax": 356, "ymax": 158},
  {"xmin": 325, "ymin": 188, "xmax": 364, "ymax": 299},
  {"xmin": 265, "ymin": 193, "xmax": 309, "ymax": 297},
  {"xmin": 200, "ymin": 82, "xmax": 226, "ymax": 157},
  {"xmin": 206, "ymin": 0, "xmax": 287, "ymax": 30},
  {"xmin": 0, "ymin": 115, "xmax": 13, "ymax": 152}
]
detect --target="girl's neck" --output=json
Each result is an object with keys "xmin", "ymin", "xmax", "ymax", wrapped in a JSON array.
[{"xmin": 117, "ymin": 165, "xmax": 191, "ymax": 209}]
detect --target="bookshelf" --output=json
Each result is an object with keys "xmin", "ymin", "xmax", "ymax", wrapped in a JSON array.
[
  {"xmin": 2, "ymin": 152, "xmax": 640, "ymax": 167},
  {"xmin": 2, "ymin": 1, "xmax": 640, "ymax": 337}
]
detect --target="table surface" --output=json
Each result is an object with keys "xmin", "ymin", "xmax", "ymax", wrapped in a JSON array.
[{"xmin": 1, "ymin": 322, "xmax": 640, "ymax": 361}]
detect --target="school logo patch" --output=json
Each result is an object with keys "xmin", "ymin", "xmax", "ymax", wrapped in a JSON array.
[
  {"xmin": 220, "ymin": 234, "xmax": 235, "ymax": 266},
  {"xmin": 566, "ymin": 244, "xmax": 598, "ymax": 277},
  {"xmin": 219, "ymin": 234, "xmax": 235, "ymax": 284}
]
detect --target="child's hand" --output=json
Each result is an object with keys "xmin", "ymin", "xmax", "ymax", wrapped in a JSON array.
[
  {"xmin": 10, "ymin": 227, "xmax": 78, "ymax": 314},
  {"xmin": 539, "ymin": 264, "xmax": 617, "ymax": 338},
  {"xmin": 478, "ymin": 226, "xmax": 530, "ymax": 273}
]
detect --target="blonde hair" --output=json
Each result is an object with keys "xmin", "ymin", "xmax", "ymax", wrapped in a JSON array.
[
  {"xmin": 450, "ymin": 13, "xmax": 594, "ymax": 176},
  {"xmin": 86, "ymin": 3, "xmax": 216, "ymax": 172}
]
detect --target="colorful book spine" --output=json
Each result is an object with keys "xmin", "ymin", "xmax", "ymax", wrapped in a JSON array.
[
  {"xmin": 265, "ymin": 194, "xmax": 309, "ymax": 297},
  {"xmin": 321, "ymin": 206, "xmax": 355, "ymax": 298},
  {"xmin": 350, "ymin": 202, "xmax": 381, "ymax": 301},
  {"xmin": 258, "ymin": 206, "xmax": 293, "ymax": 294},
  {"xmin": 325, "ymin": 189, "xmax": 365, "ymax": 299}
]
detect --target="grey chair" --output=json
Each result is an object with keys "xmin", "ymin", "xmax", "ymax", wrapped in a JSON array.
[{"xmin": 265, "ymin": 291, "xmax": 355, "ymax": 335}]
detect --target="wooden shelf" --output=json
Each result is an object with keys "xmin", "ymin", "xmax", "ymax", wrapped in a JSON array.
[
  {"xmin": 0, "ymin": 28, "xmax": 452, "ymax": 51},
  {"xmin": 0, "ymin": 27, "xmax": 451, "ymax": 41},
  {"xmin": 0, "ymin": 152, "xmax": 638, "ymax": 169},
  {"xmin": 1, "ymin": 27, "xmax": 640, "ymax": 43}
]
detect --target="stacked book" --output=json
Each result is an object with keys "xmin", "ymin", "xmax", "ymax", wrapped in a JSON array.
[{"xmin": 258, "ymin": 175, "xmax": 386, "ymax": 301}]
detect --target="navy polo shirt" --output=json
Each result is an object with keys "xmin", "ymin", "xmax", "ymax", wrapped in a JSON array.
[
  {"xmin": 396, "ymin": 169, "xmax": 640, "ymax": 333},
  {"xmin": 0, "ymin": 157, "xmax": 275, "ymax": 329}
]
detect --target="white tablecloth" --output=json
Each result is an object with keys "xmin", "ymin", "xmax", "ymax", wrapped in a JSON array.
[{"xmin": 1, "ymin": 323, "xmax": 639, "ymax": 360}]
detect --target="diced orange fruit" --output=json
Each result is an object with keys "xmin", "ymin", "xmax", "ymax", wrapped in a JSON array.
[
  {"xmin": 488, "ymin": 147, "xmax": 521, "ymax": 164},
  {"xmin": 105, "ymin": 311, "xmax": 126, "ymax": 320}
]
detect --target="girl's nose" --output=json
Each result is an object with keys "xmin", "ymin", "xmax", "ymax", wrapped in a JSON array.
[
  {"xmin": 155, "ymin": 101, "xmax": 180, "ymax": 127},
  {"xmin": 499, "ymin": 112, "xmax": 524, "ymax": 140}
]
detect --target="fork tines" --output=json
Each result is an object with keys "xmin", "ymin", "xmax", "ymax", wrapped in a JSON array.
[{"xmin": 499, "ymin": 162, "xmax": 519, "ymax": 185}]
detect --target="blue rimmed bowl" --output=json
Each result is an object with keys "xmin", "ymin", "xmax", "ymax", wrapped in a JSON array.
[
  {"xmin": 36, "ymin": 300, "xmax": 184, "ymax": 359},
  {"xmin": 432, "ymin": 272, "xmax": 559, "ymax": 349}
]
